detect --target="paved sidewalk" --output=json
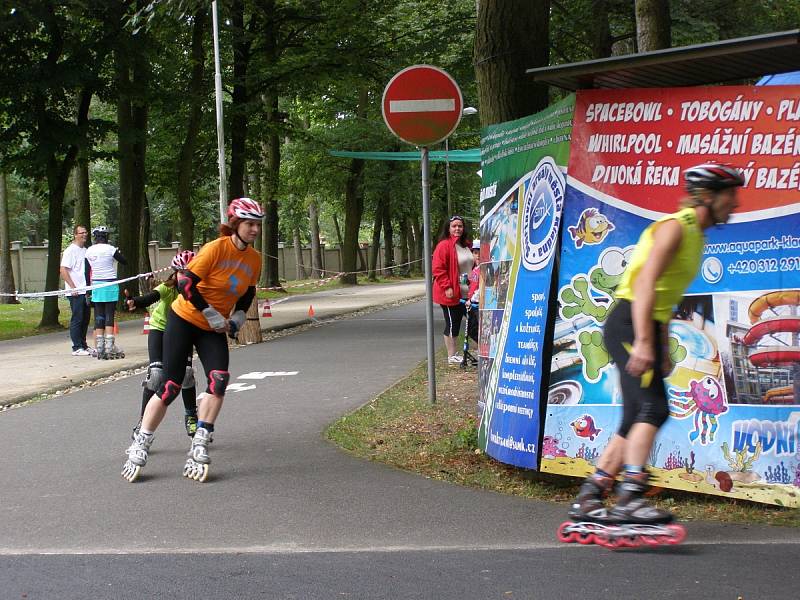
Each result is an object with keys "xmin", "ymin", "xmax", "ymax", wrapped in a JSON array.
[{"xmin": 0, "ymin": 280, "xmax": 425, "ymax": 404}]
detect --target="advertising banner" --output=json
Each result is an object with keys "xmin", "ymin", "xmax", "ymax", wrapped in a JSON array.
[
  {"xmin": 477, "ymin": 95, "xmax": 574, "ymax": 468},
  {"xmin": 542, "ymin": 85, "xmax": 800, "ymax": 506}
]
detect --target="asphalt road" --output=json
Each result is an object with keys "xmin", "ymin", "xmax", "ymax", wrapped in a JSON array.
[{"xmin": 1, "ymin": 301, "xmax": 797, "ymax": 599}]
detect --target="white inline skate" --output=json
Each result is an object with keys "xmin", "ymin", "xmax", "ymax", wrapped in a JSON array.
[
  {"xmin": 122, "ymin": 431, "xmax": 154, "ymax": 482},
  {"xmin": 183, "ymin": 426, "xmax": 211, "ymax": 482}
]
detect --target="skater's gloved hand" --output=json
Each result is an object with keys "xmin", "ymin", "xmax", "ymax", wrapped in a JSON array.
[
  {"xmin": 123, "ymin": 289, "xmax": 135, "ymax": 312},
  {"xmin": 228, "ymin": 310, "xmax": 246, "ymax": 339},
  {"xmin": 202, "ymin": 307, "xmax": 228, "ymax": 333}
]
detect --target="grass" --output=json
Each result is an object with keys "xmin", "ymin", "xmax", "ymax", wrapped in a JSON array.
[{"xmin": 325, "ymin": 351, "xmax": 800, "ymax": 528}]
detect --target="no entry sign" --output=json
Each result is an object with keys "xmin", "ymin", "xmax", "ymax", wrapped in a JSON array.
[{"xmin": 382, "ymin": 65, "xmax": 464, "ymax": 146}]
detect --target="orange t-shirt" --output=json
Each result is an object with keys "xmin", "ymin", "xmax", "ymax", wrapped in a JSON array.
[{"xmin": 172, "ymin": 236, "xmax": 262, "ymax": 331}]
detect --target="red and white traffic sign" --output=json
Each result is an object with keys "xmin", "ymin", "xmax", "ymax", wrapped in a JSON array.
[{"xmin": 382, "ymin": 65, "xmax": 463, "ymax": 146}]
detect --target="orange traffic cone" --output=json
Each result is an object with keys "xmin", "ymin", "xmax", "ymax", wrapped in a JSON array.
[
  {"xmin": 114, "ymin": 321, "xmax": 119, "ymax": 335},
  {"xmin": 142, "ymin": 313, "xmax": 150, "ymax": 334},
  {"xmin": 308, "ymin": 305, "xmax": 315, "ymax": 318},
  {"xmin": 261, "ymin": 300, "xmax": 272, "ymax": 318}
]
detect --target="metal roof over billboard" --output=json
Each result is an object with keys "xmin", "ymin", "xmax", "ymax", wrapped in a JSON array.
[{"xmin": 527, "ymin": 30, "xmax": 800, "ymax": 91}]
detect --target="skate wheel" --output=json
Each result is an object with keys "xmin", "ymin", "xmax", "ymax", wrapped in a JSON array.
[
  {"xmin": 575, "ymin": 531, "xmax": 596, "ymax": 545},
  {"xmin": 557, "ymin": 522, "xmax": 577, "ymax": 543},
  {"xmin": 639, "ymin": 535, "xmax": 660, "ymax": 547},
  {"xmin": 121, "ymin": 462, "xmax": 141, "ymax": 483},
  {"xmin": 666, "ymin": 524, "xmax": 686, "ymax": 545}
]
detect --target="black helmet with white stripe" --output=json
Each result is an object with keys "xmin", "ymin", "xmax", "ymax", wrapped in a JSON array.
[{"xmin": 684, "ymin": 163, "xmax": 744, "ymax": 191}]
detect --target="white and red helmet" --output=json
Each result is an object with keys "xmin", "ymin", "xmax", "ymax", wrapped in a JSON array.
[
  {"xmin": 684, "ymin": 163, "xmax": 744, "ymax": 191},
  {"xmin": 170, "ymin": 250, "xmax": 196, "ymax": 271},
  {"xmin": 227, "ymin": 198, "xmax": 265, "ymax": 225}
]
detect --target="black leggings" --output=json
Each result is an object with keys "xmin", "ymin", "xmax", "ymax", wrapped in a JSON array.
[
  {"xmin": 440, "ymin": 303, "xmax": 465, "ymax": 337},
  {"xmin": 93, "ymin": 301, "xmax": 116, "ymax": 329},
  {"xmin": 604, "ymin": 300, "xmax": 669, "ymax": 438},
  {"xmin": 141, "ymin": 329, "xmax": 195, "ymax": 416},
  {"xmin": 157, "ymin": 308, "xmax": 229, "ymax": 406}
]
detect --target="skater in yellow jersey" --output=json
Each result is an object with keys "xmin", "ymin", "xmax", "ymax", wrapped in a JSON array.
[{"xmin": 560, "ymin": 163, "xmax": 743, "ymax": 547}]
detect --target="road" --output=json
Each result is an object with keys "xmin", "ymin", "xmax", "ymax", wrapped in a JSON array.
[{"xmin": 1, "ymin": 301, "xmax": 797, "ymax": 599}]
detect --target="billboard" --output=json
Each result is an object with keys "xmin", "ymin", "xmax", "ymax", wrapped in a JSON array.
[
  {"xmin": 541, "ymin": 85, "xmax": 800, "ymax": 506},
  {"xmin": 477, "ymin": 95, "xmax": 574, "ymax": 468}
]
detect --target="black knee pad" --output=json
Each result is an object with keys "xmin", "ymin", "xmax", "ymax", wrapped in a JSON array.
[
  {"xmin": 157, "ymin": 380, "xmax": 182, "ymax": 406},
  {"xmin": 207, "ymin": 370, "xmax": 230, "ymax": 396},
  {"xmin": 95, "ymin": 315, "xmax": 106, "ymax": 330}
]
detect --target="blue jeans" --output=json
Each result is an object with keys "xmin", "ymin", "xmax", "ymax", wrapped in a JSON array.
[{"xmin": 68, "ymin": 294, "xmax": 90, "ymax": 351}]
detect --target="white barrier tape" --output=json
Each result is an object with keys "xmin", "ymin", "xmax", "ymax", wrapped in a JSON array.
[
  {"xmin": 257, "ymin": 272, "xmax": 343, "ymax": 292},
  {"xmin": 256, "ymin": 258, "xmax": 424, "ymax": 291},
  {"xmin": 0, "ymin": 266, "xmax": 172, "ymax": 299}
]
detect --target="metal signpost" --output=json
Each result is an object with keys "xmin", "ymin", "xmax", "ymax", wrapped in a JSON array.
[
  {"xmin": 381, "ymin": 65, "xmax": 464, "ymax": 403},
  {"xmin": 211, "ymin": 0, "xmax": 228, "ymax": 223}
]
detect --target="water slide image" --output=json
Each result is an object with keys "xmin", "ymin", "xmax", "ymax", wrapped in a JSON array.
[{"xmin": 741, "ymin": 290, "xmax": 800, "ymax": 404}]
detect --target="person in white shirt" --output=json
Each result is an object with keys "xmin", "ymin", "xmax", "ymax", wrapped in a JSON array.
[
  {"xmin": 85, "ymin": 226, "xmax": 127, "ymax": 359},
  {"xmin": 59, "ymin": 225, "xmax": 91, "ymax": 356}
]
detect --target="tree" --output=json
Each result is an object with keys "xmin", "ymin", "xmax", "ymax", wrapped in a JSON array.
[
  {"xmin": 0, "ymin": 4, "xmax": 112, "ymax": 327},
  {"xmin": 0, "ymin": 171, "xmax": 18, "ymax": 304},
  {"xmin": 474, "ymin": 0, "xmax": 550, "ymax": 126},
  {"xmin": 175, "ymin": 7, "xmax": 209, "ymax": 248},
  {"xmin": 635, "ymin": 0, "xmax": 671, "ymax": 51}
]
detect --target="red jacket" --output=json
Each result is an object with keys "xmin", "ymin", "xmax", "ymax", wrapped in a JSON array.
[{"xmin": 432, "ymin": 236, "xmax": 465, "ymax": 306}]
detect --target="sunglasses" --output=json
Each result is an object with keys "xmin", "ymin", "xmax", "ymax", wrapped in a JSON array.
[{"xmin": 449, "ymin": 216, "xmax": 465, "ymax": 223}]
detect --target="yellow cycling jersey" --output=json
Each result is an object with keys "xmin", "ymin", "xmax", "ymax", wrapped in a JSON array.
[{"xmin": 615, "ymin": 207, "xmax": 704, "ymax": 323}]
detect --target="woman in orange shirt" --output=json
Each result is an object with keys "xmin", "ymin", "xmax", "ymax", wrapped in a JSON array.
[{"xmin": 122, "ymin": 198, "xmax": 264, "ymax": 483}]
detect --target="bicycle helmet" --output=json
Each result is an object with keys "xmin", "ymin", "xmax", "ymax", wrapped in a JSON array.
[
  {"xmin": 684, "ymin": 164, "xmax": 744, "ymax": 191},
  {"xmin": 170, "ymin": 250, "xmax": 196, "ymax": 271},
  {"xmin": 92, "ymin": 225, "xmax": 109, "ymax": 242},
  {"xmin": 227, "ymin": 198, "xmax": 265, "ymax": 225}
]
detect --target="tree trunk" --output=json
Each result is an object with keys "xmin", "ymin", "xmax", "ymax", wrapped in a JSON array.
[
  {"xmin": 411, "ymin": 217, "xmax": 423, "ymax": 273},
  {"xmin": 591, "ymin": 0, "xmax": 613, "ymax": 58},
  {"xmin": 73, "ymin": 158, "xmax": 90, "ymax": 233},
  {"xmin": 340, "ymin": 88, "xmax": 368, "ymax": 285},
  {"xmin": 115, "ymin": 45, "xmax": 136, "ymax": 296},
  {"xmin": 126, "ymin": 39, "xmax": 149, "ymax": 301},
  {"xmin": 175, "ymin": 7, "xmax": 207, "ymax": 249},
  {"xmin": 293, "ymin": 226, "xmax": 306, "ymax": 279},
  {"xmin": 332, "ymin": 213, "xmax": 344, "ymax": 248},
  {"xmin": 261, "ymin": 94, "xmax": 281, "ymax": 289},
  {"xmin": 474, "ymin": 0, "xmax": 550, "ymax": 127},
  {"xmin": 0, "ymin": 172, "xmax": 18, "ymax": 304},
  {"xmin": 308, "ymin": 200, "xmax": 322, "ymax": 278},
  {"xmin": 635, "ymin": 0, "xmax": 671, "ymax": 52},
  {"xmin": 368, "ymin": 199, "xmax": 384, "ymax": 281},
  {"xmin": 39, "ymin": 88, "xmax": 92, "ymax": 328},
  {"xmin": 250, "ymin": 166, "xmax": 262, "ymax": 251},
  {"xmin": 382, "ymin": 208, "xmax": 394, "ymax": 275},
  {"xmin": 139, "ymin": 192, "xmax": 152, "ymax": 293},
  {"xmin": 229, "ymin": 0, "xmax": 251, "ymax": 199},
  {"xmin": 398, "ymin": 215, "xmax": 410, "ymax": 276}
]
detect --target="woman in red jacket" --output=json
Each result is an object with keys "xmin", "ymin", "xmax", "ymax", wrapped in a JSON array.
[{"xmin": 431, "ymin": 215, "xmax": 473, "ymax": 365}]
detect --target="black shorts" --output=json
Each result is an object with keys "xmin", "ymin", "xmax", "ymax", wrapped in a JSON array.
[
  {"xmin": 604, "ymin": 300, "xmax": 669, "ymax": 437},
  {"xmin": 162, "ymin": 309, "xmax": 229, "ymax": 396},
  {"xmin": 440, "ymin": 303, "xmax": 465, "ymax": 337}
]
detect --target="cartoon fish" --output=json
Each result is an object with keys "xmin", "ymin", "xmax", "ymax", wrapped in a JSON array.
[
  {"xmin": 571, "ymin": 414, "xmax": 602, "ymax": 441},
  {"xmin": 568, "ymin": 208, "xmax": 614, "ymax": 248}
]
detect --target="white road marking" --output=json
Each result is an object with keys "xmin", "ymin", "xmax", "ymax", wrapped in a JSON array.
[
  {"xmin": 238, "ymin": 371, "xmax": 299, "ymax": 379},
  {"xmin": 226, "ymin": 383, "xmax": 256, "ymax": 392}
]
